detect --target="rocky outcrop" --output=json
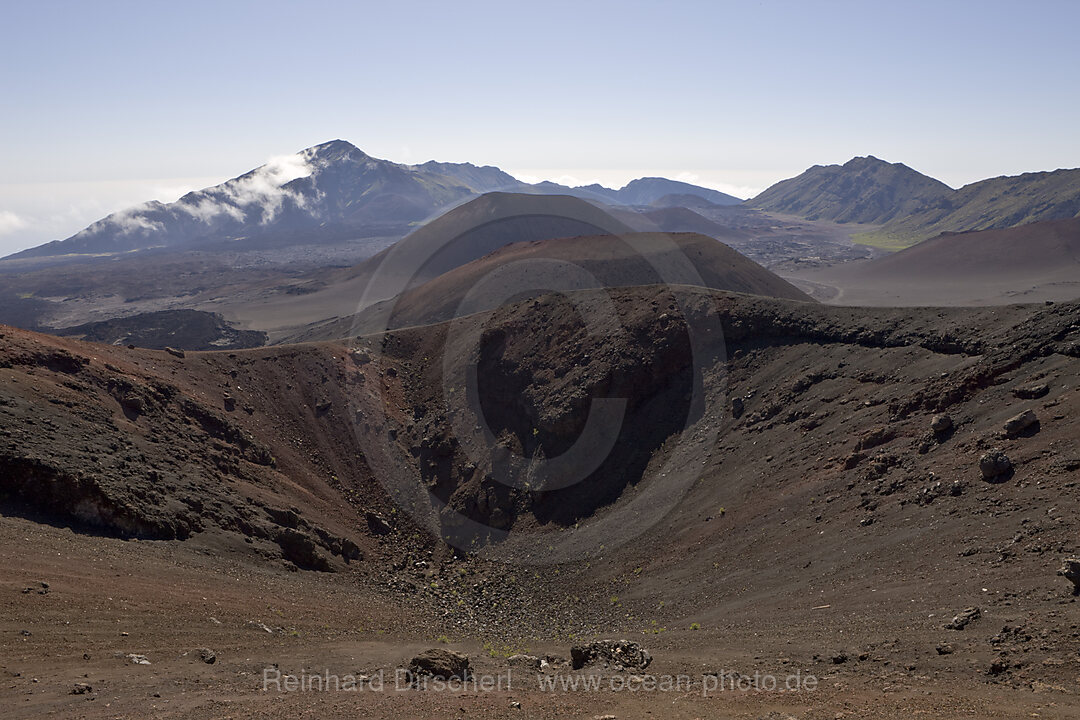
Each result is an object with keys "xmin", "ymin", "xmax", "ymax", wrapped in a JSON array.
[
  {"xmin": 570, "ymin": 640, "xmax": 652, "ymax": 671},
  {"xmin": 1058, "ymin": 558, "xmax": 1080, "ymax": 595},
  {"xmin": 979, "ymin": 450, "xmax": 1013, "ymax": 481},
  {"xmin": 406, "ymin": 649, "xmax": 471, "ymax": 681},
  {"xmin": 1003, "ymin": 409, "xmax": 1039, "ymax": 438}
]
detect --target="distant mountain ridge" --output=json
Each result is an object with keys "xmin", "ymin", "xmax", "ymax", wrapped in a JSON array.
[
  {"xmin": 6, "ymin": 140, "xmax": 740, "ymax": 260},
  {"xmin": 873, "ymin": 168, "xmax": 1080, "ymax": 244},
  {"xmin": 748, "ymin": 155, "xmax": 1080, "ymax": 247},
  {"xmin": 746, "ymin": 156, "xmax": 953, "ymax": 225}
]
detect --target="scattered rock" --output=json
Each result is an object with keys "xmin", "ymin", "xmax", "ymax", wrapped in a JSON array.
[
  {"xmin": 366, "ymin": 512, "xmax": 393, "ymax": 536},
  {"xmin": 988, "ymin": 657, "xmax": 1010, "ymax": 676},
  {"xmin": 21, "ymin": 581, "xmax": 49, "ymax": 595},
  {"xmin": 1057, "ymin": 558, "xmax": 1080, "ymax": 595},
  {"xmin": 1003, "ymin": 409, "xmax": 1038, "ymax": 437},
  {"xmin": 1013, "ymin": 383, "xmax": 1048, "ymax": 400},
  {"xmin": 407, "ymin": 649, "xmax": 470, "ymax": 681},
  {"xmin": 197, "ymin": 647, "xmax": 216, "ymax": 664},
  {"xmin": 164, "ymin": 347, "xmax": 186, "ymax": 359},
  {"xmin": 126, "ymin": 654, "xmax": 151, "ymax": 665},
  {"xmin": 831, "ymin": 652, "xmax": 848, "ymax": 664},
  {"xmin": 277, "ymin": 528, "xmax": 333, "ymax": 572},
  {"xmin": 570, "ymin": 640, "xmax": 651, "ymax": 672},
  {"xmin": 507, "ymin": 654, "xmax": 541, "ymax": 672},
  {"xmin": 930, "ymin": 414, "xmax": 953, "ymax": 435},
  {"xmin": 936, "ymin": 643, "xmax": 954, "ymax": 655},
  {"xmin": 120, "ymin": 393, "xmax": 144, "ymax": 414},
  {"xmin": 730, "ymin": 397, "xmax": 744, "ymax": 419},
  {"xmin": 843, "ymin": 451, "xmax": 866, "ymax": 470},
  {"xmin": 979, "ymin": 450, "xmax": 1012, "ymax": 481},
  {"xmin": 339, "ymin": 537, "xmax": 361, "ymax": 562},
  {"xmin": 540, "ymin": 655, "xmax": 567, "ymax": 671},
  {"xmin": 71, "ymin": 682, "xmax": 92, "ymax": 694},
  {"xmin": 223, "ymin": 395, "xmax": 236, "ymax": 412},
  {"xmin": 945, "ymin": 607, "xmax": 980, "ymax": 630},
  {"xmin": 315, "ymin": 399, "xmax": 333, "ymax": 414},
  {"xmin": 856, "ymin": 426, "xmax": 895, "ymax": 451}
]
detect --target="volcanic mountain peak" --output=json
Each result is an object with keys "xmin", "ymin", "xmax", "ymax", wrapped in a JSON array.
[
  {"xmin": 4, "ymin": 140, "xmax": 748, "ymax": 263},
  {"xmin": 615, "ymin": 177, "xmax": 742, "ymax": 206},
  {"xmin": 752, "ymin": 155, "xmax": 1080, "ymax": 248},
  {"xmin": 746, "ymin": 155, "xmax": 954, "ymax": 227},
  {"xmin": 6, "ymin": 141, "xmax": 495, "ymax": 260},
  {"xmin": 304, "ymin": 138, "xmax": 368, "ymax": 162}
]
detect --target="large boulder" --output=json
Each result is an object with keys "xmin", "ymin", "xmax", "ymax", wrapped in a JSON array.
[
  {"xmin": 1003, "ymin": 410, "xmax": 1038, "ymax": 438},
  {"xmin": 945, "ymin": 606, "xmax": 980, "ymax": 630},
  {"xmin": 277, "ymin": 529, "xmax": 333, "ymax": 572},
  {"xmin": 570, "ymin": 640, "xmax": 651, "ymax": 671},
  {"xmin": 1058, "ymin": 558, "xmax": 1080, "ymax": 595},
  {"xmin": 930, "ymin": 414, "xmax": 953, "ymax": 436},
  {"xmin": 366, "ymin": 512, "xmax": 393, "ymax": 536},
  {"xmin": 1012, "ymin": 383, "xmax": 1048, "ymax": 400},
  {"xmin": 979, "ymin": 449, "xmax": 1012, "ymax": 481},
  {"xmin": 407, "ymin": 649, "xmax": 470, "ymax": 681}
]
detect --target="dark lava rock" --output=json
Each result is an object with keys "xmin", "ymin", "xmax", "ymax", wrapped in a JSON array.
[
  {"xmin": 1003, "ymin": 410, "xmax": 1038, "ymax": 438},
  {"xmin": 1013, "ymin": 383, "xmax": 1048, "ymax": 400},
  {"xmin": 277, "ymin": 529, "xmax": 333, "ymax": 572},
  {"xmin": 570, "ymin": 640, "xmax": 651, "ymax": 671},
  {"xmin": 979, "ymin": 450, "xmax": 1012, "ymax": 481},
  {"xmin": 856, "ymin": 426, "xmax": 895, "ymax": 451},
  {"xmin": 120, "ymin": 393, "xmax": 145, "ymax": 414},
  {"xmin": 197, "ymin": 647, "xmax": 216, "ymax": 664},
  {"xmin": 945, "ymin": 607, "xmax": 981, "ymax": 630},
  {"xmin": 366, "ymin": 512, "xmax": 393, "ymax": 536},
  {"xmin": 930, "ymin": 414, "xmax": 953, "ymax": 435},
  {"xmin": 1058, "ymin": 557, "xmax": 1080, "ymax": 595},
  {"xmin": 407, "ymin": 649, "xmax": 470, "ymax": 680}
]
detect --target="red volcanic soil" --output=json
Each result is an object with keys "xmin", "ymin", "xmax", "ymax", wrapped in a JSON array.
[
  {"xmin": 2, "ymin": 287, "xmax": 1080, "ymax": 718},
  {"xmin": 290, "ymin": 231, "xmax": 812, "ymax": 341},
  {"xmin": 217, "ymin": 193, "xmax": 636, "ymax": 338}
]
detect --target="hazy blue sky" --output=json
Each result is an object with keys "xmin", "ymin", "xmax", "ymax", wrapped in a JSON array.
[{"xmin": 2, "ymin": 0, "xmax": 1079, "ymax": 255}]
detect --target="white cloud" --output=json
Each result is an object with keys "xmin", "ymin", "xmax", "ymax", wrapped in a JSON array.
[
  {"xmin": 0, "ymin": 210, "xmax": 26, "ymax": 236},
  {"xmin": 179, "ymin": 152, "xmax": 315, "ymax": 224},
  {"xmin": 181, "ymin": 196, "xmax": 244, "ymax": 223},
  {"xmin": 0, "ymin": 177, "xmax": 225, "ymax": 257},
  {"xmin": 110, "ymin": 204, "xmax": 165, "ymax": 236}
]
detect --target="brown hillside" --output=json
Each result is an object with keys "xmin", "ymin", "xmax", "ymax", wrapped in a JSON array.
[
  {"xmin": 2, "ymin": 291, "xmax": 1080, "ymax": 717},
  {"xmin": 288, "ymin": 232, "xmax": 812, "ymax": 341}
]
